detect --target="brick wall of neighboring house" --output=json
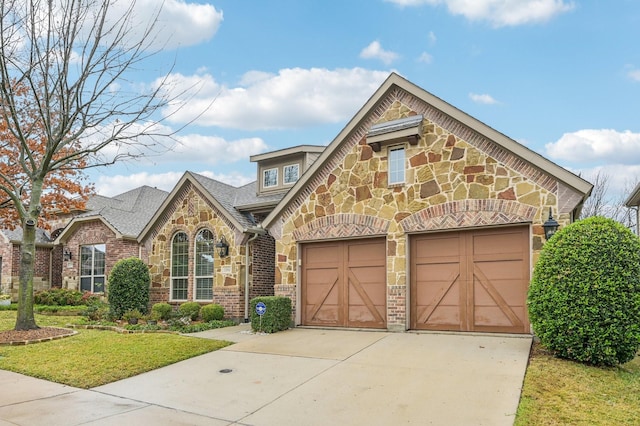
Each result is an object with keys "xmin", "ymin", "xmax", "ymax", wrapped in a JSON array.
[
  {"xmin": 0, "ymin": 239, "xmax": 13, "ymax": 295},
  {"xmin": 145, "ymin": 182, "xmax": 246, "ymax": 319},
  {"xmin": 9, "ymin": 244, "xmax": 52, "ymax": 294},
  {"xmin": 62, "ymin": 220, "xmax": 141, "ymax": 291},
  {"xmin": 50, "ymin": 245, "xmax": 63, "ymax": 288}
]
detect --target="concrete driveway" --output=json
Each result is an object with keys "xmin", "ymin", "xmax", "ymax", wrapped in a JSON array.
[{"xmin": 0, "ymin": 325, "xmax": 531, "ymax": 425}]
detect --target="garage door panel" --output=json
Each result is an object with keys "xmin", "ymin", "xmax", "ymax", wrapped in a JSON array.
[
  {"xmin": 411, "ymin": 226, "xmax": 530, "ymax": 333},
  {"xmin": 302, "ymin": 238, "xmax": 386, "ymax": 329}
]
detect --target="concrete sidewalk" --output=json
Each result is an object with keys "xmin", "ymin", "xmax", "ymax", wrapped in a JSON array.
[{"xmin": 0, "ymin": 325, "xmax": 532, "ymax": 425}]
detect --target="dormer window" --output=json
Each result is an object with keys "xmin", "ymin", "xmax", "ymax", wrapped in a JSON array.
[
  {"xmin": 263, "ymin": 168, "xmax": 278, "ymax": 188},
  {"xmin": 283, "ymin": 164, "xmax": 299, "ymax": 185}
]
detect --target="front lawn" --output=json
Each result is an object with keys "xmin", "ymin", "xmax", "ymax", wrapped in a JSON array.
[
  {"xmin": 0, "ymin": 311, "xmax": 231, "ymax": 388},
  {"xmin": 516, "ymin": 344, "xmax": 640, "ymax": 425}
]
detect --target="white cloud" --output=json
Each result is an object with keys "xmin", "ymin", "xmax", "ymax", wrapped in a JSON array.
[
  {"xmin": 569, "ymin": 165, "xmax": 640, "ymax": 201},
  {"xmin": 469, "ymin": 92, "xmax": 498, "ymax": 104},
  {"xmin": 627, "ymin": 68, "xmax": 640, "ymax": 82},
  {"xmin": 428, "ymin": 31, "xmax": 437, "ymax": 45},
  {"xmin": 417, "ymin": 52, "xmax": 433, "ymax": 64},
  {"xmin": 545, "ymin": 129, "xmax": 640, "ymax": 165},
  {"xmin": 385, "ymin": 0, "xmax": 574, "ymax": 27},
  {"xmin": 94, "ymin": 170, "xmax": 255, "ymax": 197},
  {"xmin": 360, "ymin": 41, "xmax": 400, "ymax": 65},
  {"xmin": 116, "ymin": 0, "xmax": 223, "ymax": 50},
  {"xmin": 159, "ymin": 68, "xmax": 391, "ymax": 130}
]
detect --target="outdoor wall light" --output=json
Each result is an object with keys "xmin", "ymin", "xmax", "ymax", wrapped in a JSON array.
[
  {"xmin": 543, "ymin": 208, "xmax": 559, "ymax": 240},
  {"xmin": 216, "ymin": 236, "xmax": 229, "ymax": 258},
  {"xmin": 63, "ymin": 248, "xmax": 72, "ymax": 261}
]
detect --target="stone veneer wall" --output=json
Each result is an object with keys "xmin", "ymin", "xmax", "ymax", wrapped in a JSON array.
[
  {"xmin": 62, "ymin": 220, "xmax": 140, "ymax": 290},
  {"xmin": 274, "ymin": 95, "xmax": 571, "ymax": 329},
  {"xmin": 146, "ymin": 182, "xmax": 248, "ymax": 318}
]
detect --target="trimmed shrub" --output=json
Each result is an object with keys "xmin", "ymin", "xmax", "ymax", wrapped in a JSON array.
[
  {"xmin": 151, "ymin": 302, "xmax": 173, "ymax": 320},
  {"xmin": 35, "ymin": 288, "xmax": 84, "ymax": 306},
  {"xmin": 528, "ymin": 216, "xmax": 640, "ymax": 366},
  {"xmin": 201, "ymin": 304, "xmax": 225, "ymax": 322},
  {"xmin": 178, "ymin": 302, "xmax": 201, "ymax": 321},
  {"xmin": 107, "ymin": 257, "xmax": 150, "ymax": 319},
  {"xmin": 250, "ymin": 296, "xmax": 291, "ymax": 333}
]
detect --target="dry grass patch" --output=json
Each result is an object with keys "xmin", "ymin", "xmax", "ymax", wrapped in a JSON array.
[
  {"xmin": 516, "ymin": 343, "xmax": 640, "ymax": 425},
  {"xmin": 0, "ymin": 311, "xmax": 231, "ymax": 388}
]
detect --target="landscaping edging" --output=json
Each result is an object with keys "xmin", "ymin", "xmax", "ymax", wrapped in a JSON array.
[
  {"xmin": 0, "ymin": 327, "xmax": 78, "ymax": 346},
  {"xmin": 70, "ymin": 324, "xmax": 178, "ymax": 335}
]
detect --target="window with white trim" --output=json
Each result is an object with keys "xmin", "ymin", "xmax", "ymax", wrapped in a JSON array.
[
  {"xmin": 283, "ymin": 164, "xmax": 299, "ymax": 184},
  {"xmin": 263, "ymin": 168, "xmax": 278, "ymax": 188},
  {"xmin": 171, "ymin": 232, "xmax": 189, "ymax": 300},
  {"xmin": 194, "ymin": 229, "xmax": 214, "ymax": 301},
  {"xmin": 80, "ymin": 244, "xmax": 105, "ymax": 293},
  {"xmin": 388, "ymin": 146, "xmax": 406, "ymax": 185}
]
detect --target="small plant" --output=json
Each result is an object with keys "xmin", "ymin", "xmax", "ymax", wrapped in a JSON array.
[
  {"xmin": 201, "ymin": 304, "xmax": 224, "ymax": 322},
  {"xmin": 122, "ymin": 309, "xmax": 142, "ymax": 324},
  {"xmin": 34, "ymin": 288, "xmax": 84, "ymax": 306},
  {"xmin": 178, "ymin": 302, "xmax": 201, "ymax": 321},
  {"xmin": 0, "ymin": 293, "xmax": 10, "ymax": 301},
  {"xmin": 151, "ymin": 302, "xmax": 173, "ymax": 320}
]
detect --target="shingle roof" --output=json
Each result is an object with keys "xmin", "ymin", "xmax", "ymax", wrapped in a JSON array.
[
  {"xmin": 2, "ymin": 227, "xmax": 52, "ymax": 244},
  {"xmin": 78, "ymin": 186, "xmax": 169, "ymax": 237},
  {"xmin": 188, "ymin": 172, "xmax": 286, "ymax": 228}
]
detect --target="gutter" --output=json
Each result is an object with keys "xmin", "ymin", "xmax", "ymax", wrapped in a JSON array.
[{"xmin": 244, "ymin": 226, "xmax": 266, "ymax": 323}]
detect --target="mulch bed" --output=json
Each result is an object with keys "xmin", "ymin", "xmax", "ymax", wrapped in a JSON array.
[{"xmin": 0, "ymin": 327, "xmax": 77, "ymax": 346}]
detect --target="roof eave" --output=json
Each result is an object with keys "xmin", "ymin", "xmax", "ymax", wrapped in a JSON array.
[{"xmin": 624, "ymin": 182, "xmax": 640, "ymax": 207}]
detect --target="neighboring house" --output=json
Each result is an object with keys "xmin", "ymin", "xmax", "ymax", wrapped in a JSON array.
[
  {"xmin": 624, "ymin": 182, "xmax": 640, "ymax": 236},
  {"xmin": 55, "ymin": 185, "xmax": 169, "ymax": 293},
  {"xmin": 262, "ymin": 73, "xmax": 593, "ymax": 334},
  {"xmin": 138, "ymin": 145, "xmax": 323, "ymax": 321},
  {"xmin": 0, "ymin": 227, "xmax": 54, "ymax": 299}
]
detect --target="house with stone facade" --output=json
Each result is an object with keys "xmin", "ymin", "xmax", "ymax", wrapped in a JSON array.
[
  {"xmin": 262, "ymin": 73, "xmax": 593, "ymax": 334},
  {"xmin": 138, "ymin": 146, "xmax": 323, "ymax": 321}
]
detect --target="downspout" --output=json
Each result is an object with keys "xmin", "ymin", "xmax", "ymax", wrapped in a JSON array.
[{"xmin": 244, "ymin": 226, "xmax": 266, "ymax": 323}]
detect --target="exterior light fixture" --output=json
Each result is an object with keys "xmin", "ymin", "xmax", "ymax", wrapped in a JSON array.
[
  {"xmin": 215, "ymin": 236, "xmax": 229, "ymax": 258},
  {"xmin": 63, "ymin": 248, "xmax": 72, "ymax": 261},
  {"xmin": 543, "ymin": 208, "xmax": 559, "ymax": 241}
]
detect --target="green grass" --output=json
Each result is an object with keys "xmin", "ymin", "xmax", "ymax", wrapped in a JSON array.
[
  {"xmin": 0, "ymin": 311, "xmax": 232, "ymax": 388},
  {"xmin": 515, "ymin": 343, "xmax": 640, "ymax": 425}
]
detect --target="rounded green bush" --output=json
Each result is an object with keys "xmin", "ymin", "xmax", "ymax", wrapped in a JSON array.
[
  {"xmin": 528, "ymin": 216, "xmax": 640, "ymax": 366},
  {"xmin": 107, "ymin": 257, "xmax": 150, "ymax": 319},
  {"xmin": 178, "ymin": 302, "xmax": 201, "ymax": 321},
  {"xmin": 201, "ymin": 304, "xmax": 224, "ymax": 322},
  {"xmin": 151, "ymin": 302, "xmax": 173, "ymax": 320}
]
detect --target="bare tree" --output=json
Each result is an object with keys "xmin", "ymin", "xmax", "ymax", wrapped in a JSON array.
[
  {"xmin": 0, "ymin": 0, "xmax": 178, "ymax": 330},
  {"xmin": 580, "ymin": 170, "xmax": 638, "ymax": 233}
]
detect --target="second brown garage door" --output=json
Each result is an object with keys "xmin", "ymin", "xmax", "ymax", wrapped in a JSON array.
[
  {"xmin": 301, "ymin": 238, "xmax": 386, "ymax": 329},
  {"xmin": 411, "ymin": 226, "xmax": 530, "ymax": 333}
]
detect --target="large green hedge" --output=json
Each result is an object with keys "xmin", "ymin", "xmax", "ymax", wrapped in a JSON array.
[
  {"xmin": 107, "ymin": 257, "xmax": 151, "ymax": 319},
  {"xmin": 528, "ymin": 216, "xmax": 640, "ymax": 366}
]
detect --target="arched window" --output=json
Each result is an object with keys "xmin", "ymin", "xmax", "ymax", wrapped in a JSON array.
[
  {"xmin": 171, "ymin": 232, "xmax": 189, "ymax": 300},
  {"xmin": 195, "ymin": 229, "xmax": 214, "ymax": 300}
]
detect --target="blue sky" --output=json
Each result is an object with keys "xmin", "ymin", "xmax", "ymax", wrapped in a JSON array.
[{"xmin": 90, "ymin": 0, "xmax": 640, "ymax": 200}]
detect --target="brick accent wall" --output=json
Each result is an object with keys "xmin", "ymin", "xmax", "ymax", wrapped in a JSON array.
[{"xmin": 250, "ymin": 232, "xmax": 275, "ymax": 298}]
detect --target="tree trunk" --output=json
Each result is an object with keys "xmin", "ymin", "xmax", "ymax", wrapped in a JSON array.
[{"xmin": 14, "ymin": 217, "xmax": 39, "ymax": 330}]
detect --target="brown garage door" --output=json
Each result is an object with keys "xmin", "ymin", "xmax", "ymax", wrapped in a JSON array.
[
  {"xmin": 411, "ymin": 226, "xmax": 530, "ymax": 333},
  {"xmin": 301, "ymin": 238, "xmax": 386, "ymax": 329}
]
